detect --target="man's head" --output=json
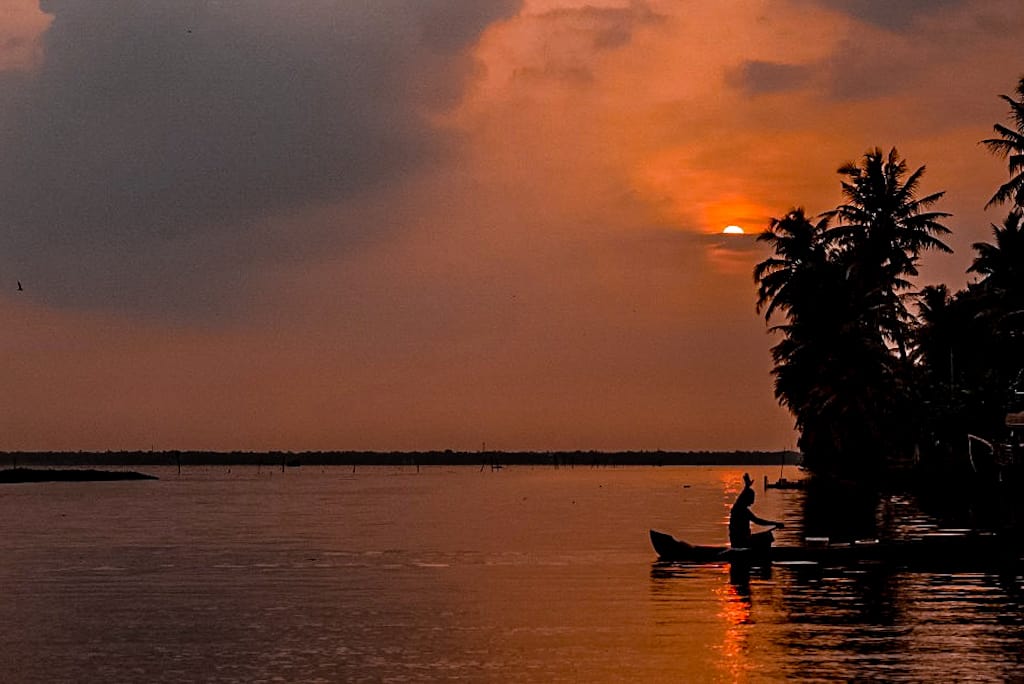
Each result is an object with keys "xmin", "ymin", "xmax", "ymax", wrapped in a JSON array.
[{"xmin": 737, "ymin": 486, "xmax": 755, "ymax": 507}]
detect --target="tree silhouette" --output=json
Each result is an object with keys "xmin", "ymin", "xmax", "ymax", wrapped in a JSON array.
[
  {"xmin": 982, "ymin": 76, "xmax": 1024, "ymax": 208},
  {"xmin": 754, "ymin": 207, "xmax": 894, "ymax": 475},
  {"xmin": 754, "ymin": 208, "xmax": 832, "ymax": 324},
  {"xmin": 910, "ymin": 210, "xmax": 1024, "ymax": 464},
  {"xmin": 969, "ymin": 208, "xmax": 1024, "ymax": 293},
  {"xmin": 756, "ymin": 150, "xmax": 950, "ymax": 477},
  {"xmin": 965, "ymin": 209, "xmax": 1024, "ymax": 420},
  {"xmin": 753, "ymin": 76, "xmax": 1024, "ymax": 481},
  {"xmin": 826, "ymin": 147, "xmax": 952, "ymax": 360},
  {"xmin": 754, "ymin": 210, "xmax": 845, "ymax": 436}
]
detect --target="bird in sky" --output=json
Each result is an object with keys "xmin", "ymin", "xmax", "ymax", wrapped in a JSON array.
[{"xmin": 17, "ymin": 280, "xmax": 23, "ymax": 291}]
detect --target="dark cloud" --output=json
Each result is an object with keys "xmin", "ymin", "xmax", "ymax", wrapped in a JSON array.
[
  {"xmin": 0, "ymin": 0, "xmax": 520, "ymax": 318},
  {"xmin": 779, "ymin": 1, "xmax": 970, "ymax": 103},
  {"xmin": 813, "ymin": 0, "xmax": 965, "ymax": 31},
  {"xmin": 513, "ymin": 2, "xmax": 664, "ymax": 87},
  {"xmin": 817, "ymin": 39, "xmax": 907, "ymax": 101},
  {"xmin": 537, "ymin": 1, "xmax": 666, "ymax": 52},
  {"xmin": 727, "ymin": 60, "xmax": 813, "ymax": 95}
]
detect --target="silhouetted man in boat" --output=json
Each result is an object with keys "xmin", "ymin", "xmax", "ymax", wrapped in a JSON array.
[{"xmin": 729, "ymin": 473, "xmax": 784, "ymax": 550}]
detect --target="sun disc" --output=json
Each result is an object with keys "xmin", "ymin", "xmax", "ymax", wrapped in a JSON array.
[{"xmin": 723, "ymin": 225, "xmax": 745, "ymax": 235}]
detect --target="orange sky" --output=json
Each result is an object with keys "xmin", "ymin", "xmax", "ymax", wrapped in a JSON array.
[{"xmin": 1, "ymin": 0, "xmax": 1022, "ymax": 451}]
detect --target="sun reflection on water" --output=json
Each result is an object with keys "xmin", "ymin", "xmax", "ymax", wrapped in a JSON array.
[{"xmin": 714, "ymin": 565, "xmax": 754, "ymax": 681}]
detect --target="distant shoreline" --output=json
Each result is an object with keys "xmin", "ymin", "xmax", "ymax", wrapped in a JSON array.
[
  {"xmin": 0, "ymin": 467, "xmax": 158, "ymax": 483},
  {"xmin": 0, "ymin": 450, "xmax": 801, "ymax": 468}
]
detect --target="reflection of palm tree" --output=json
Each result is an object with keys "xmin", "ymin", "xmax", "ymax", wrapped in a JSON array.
[
  {"xmin": 982, "ymin": 77, "xmax": 1024, "ymax": 208},
  {"xmin": 827, "ymin": 147, "xmax": 951, "ymax": 359}
]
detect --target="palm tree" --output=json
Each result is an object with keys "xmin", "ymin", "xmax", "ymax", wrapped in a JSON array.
[
  {"xmin": 910, "ymin": 211, "xmax": 1024, "ymax": 456},
  {"xmin": 916, "ymin": 284, "xmax": 952, "ymax": 328},
  {"xmin": 826, "ymin": 147, "xmax": 952, "ymax": 359},
  {"xmin": 913, "ymin": 284, "xmax": 954, "ymax": 372},
  {"xmin": 755, "ymin": 151, "xmax": 950, "ymax": 477},
  {"xmin": 753, "ymin": 208, "xmax": 832, "ymax": 323},
  {"xmin": 754, "ymin": 207, "xmax": 898, "ymax": 475},
  {"xmin": 981, "ymin": 76, "xmax": 1024, "ymax": 208},
  {"xmin": 765, "ymin": 298, "xmax": 901, "ymax": 476},
  {"xmin": 968, "ymin": 208, "xmax": 1024, "ymax": 292},
  {"xmin": 967, "ymin": 209, "xmax": 1024, "ymax": 410},
  {"xmin": 754, "ymin": 209, "xmax": 840, "ymax": 422}
]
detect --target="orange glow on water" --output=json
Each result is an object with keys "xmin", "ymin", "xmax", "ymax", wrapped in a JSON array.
[{"xmin": 715, "ymin": 574, "xmax": 754, "ymax": 681}]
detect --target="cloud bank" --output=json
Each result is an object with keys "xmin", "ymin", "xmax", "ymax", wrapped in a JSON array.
[
  {"xmin": 0, "ymin": 0, "xmax": 520, "ymax": 317},
  {"xmin": 3, "ymin": 0, "xmax": 1023, "ymax": 452}
]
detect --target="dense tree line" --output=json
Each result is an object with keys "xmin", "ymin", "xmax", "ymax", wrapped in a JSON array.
[{"xmin": 756, "ymin": 78, "xmax": 1024, "ymax": 479}]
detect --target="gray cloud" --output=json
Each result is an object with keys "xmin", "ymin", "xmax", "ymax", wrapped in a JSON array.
[
  {"xmin": 512, "ymin": 2, "xmax": 664, "ymax": 87},
  {"xmin": 753, "ymin": 1, "xmax": 968, "ymax": 103},
  {"xmin": 0, "ymin": 0, "xmax": 520, "ymax": 318},
  {"xmin": 537, "ymin": 1, "xmax": 666, "ymax": 52},
  {"xmin": 818, "ymin": 39, "xmax": 908, "ymax": 101},
  {"xmin": 727, "ymin": 60, "xmax": 813, "ymax": 95},
  {"xmin": 813, "ymin": 0, "xmax": 966, "ymax": 31}
]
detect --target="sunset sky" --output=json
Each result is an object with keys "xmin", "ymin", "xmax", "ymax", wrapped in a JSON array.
[{"xmin": 1, "ymin": 0, "xmax": 1022, "ymax": 452}]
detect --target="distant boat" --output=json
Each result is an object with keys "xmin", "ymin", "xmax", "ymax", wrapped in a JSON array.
[{"xmin": 764, "ymin": 475, "xmax": 805, "ymax": 490}]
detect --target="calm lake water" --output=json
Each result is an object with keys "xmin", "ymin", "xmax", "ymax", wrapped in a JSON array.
[{"xmin": 0, "ymin": 465, "xmax": 1022, "ymax": 682}]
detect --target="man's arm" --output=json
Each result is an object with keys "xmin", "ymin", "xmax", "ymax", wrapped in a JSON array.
[{"xmin": 750, "ymin": 512, "xmax": 783, "ymax": 527}]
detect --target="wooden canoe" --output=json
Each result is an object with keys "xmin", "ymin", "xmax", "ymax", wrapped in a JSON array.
[{"xmin": 650, "ymin": 529, "xmax": 1017, "ymax": 568}]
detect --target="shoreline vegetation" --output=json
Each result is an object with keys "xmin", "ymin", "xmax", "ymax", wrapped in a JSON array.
[
  {"xmin": 0, "ymin": 450, "xmax": 800, "ymax": 469},
  {"xmin": 754, "ymin": 78, "xmax": 1024, "ymax": 482}
]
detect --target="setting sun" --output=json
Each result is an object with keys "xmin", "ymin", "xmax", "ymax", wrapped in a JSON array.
[{"xmin": 722, "ymin": 225, "xmax": 745, "ymax": 235}]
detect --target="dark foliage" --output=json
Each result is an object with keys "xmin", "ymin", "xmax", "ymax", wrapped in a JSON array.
[
  {"xmin": 755, "ymin": 150, "xmax": 950, "ymax": 479},
  {"xmin": 759, "ymin": 77, "xmax": 1024, "ymax": 482}
]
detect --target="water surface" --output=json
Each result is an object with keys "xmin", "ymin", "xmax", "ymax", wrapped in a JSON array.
[{"xmin": 0, "ymin": 466, "xmax": 1021, "ymax": 682}]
